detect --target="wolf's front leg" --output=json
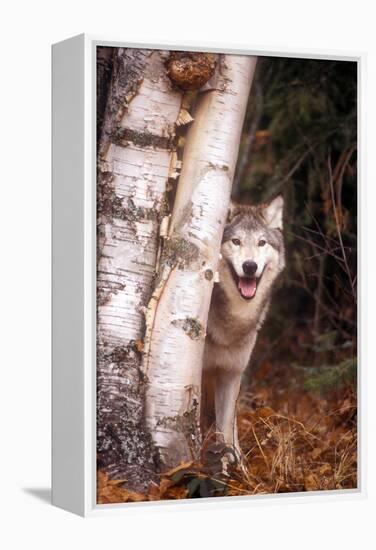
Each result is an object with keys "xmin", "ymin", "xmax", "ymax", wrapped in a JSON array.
[{"xmin": 215, "ymin": 369, "xmax": 242, "ymax": 456}]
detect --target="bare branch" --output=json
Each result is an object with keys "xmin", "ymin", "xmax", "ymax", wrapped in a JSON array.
[{"xmin": 327, "ymin": 154, "xmax": 357, "ymax": 302}]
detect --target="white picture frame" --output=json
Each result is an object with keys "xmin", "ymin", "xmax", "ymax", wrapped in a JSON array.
[{"xmin": 52, "ymin": 34, "xmax": 365, "ymax": 517}]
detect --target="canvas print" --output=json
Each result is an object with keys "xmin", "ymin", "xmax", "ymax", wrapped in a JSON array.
[{"xmin": 96, "ymin": 47, "xmax": 357, "ymax": 503}]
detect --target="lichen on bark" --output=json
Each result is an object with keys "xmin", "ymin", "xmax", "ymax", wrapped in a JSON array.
[
  {"xmin": 111, "ymin": 126, "xmax": 178, "ymax": 151},
  {"xmin": 172, "ymin": 317, "xmax": 205, "ymax": 340},
  {"xmin": 155, "ymin": 394, "xmax": 200, "ymax": 462},
  {"xmin": 97, "ymin": 342, "xmax": 157, "ymax": 489},
  {"xmin": 161, "ymin": 236, "xmax": 200, "ymax": 269}
]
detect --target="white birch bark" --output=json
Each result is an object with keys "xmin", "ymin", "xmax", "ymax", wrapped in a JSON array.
[
  {"xmin": 145, "ymin": 55, "xmax": 257, "ymax": 468},
  {"xmin": 97, "ymin": 48, "xmax": 183, "ymax": 489}
]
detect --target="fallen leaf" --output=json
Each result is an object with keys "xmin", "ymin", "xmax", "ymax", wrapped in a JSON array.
[
  {"xmin": 319, "ymin": 463, "xmax": 333, "ymax": 476},
  {"xmin": 304, "ymin": 473, "xmax": 320, "ymax": 491},
  {"xmin": 255, "ymin": 406, "xmax": 274, "ymax": 418}
]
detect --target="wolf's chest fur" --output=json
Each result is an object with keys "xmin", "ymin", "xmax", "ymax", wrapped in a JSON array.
[
  {"xmin": 204, "ymin": 261, "xmax": 272, "ymax": 374},
  {"xmin": 209, "ymin": 269, "xmax": 270, "ymax": 339}
]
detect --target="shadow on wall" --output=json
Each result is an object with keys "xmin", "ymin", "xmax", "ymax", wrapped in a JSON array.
[{"xmin": 22, "ymin": 487, "xmax": 51, "ymax": 504}]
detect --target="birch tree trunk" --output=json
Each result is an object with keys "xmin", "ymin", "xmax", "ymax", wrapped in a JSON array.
[
  {"xmin": 97, "ymin": 48, "xmax": 183, "ymax": 490},
  {"xmin": 145, "ymin": 55, "xmax": 257, "ymax": 469}
]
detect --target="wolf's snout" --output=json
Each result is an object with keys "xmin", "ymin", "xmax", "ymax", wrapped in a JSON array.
[{"xmin": 242, "ymin": 260, "xmax": 258, "ymax": 276}]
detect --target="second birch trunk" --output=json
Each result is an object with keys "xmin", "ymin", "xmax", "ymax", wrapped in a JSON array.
[{"xmin": 145, "ymin": 55, "xmax": 257, "ymax": 468}]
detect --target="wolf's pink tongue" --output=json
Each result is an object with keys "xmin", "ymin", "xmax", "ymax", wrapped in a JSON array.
[{"xmin": 238, "ymin": 277, "xmax": 257, "ymax": 299}]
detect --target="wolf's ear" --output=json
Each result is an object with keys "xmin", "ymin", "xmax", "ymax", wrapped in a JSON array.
[
  {"xmin": 227, "ymin": 200, "xmax": 240, "ymax": 222},
  {"xmin": 262, "ymin": 195, "xmax": 284, "ymax": 230}
]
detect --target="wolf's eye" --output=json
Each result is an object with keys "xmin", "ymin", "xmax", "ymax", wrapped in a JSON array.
[
  {"xmin": 258, "ymin": 239, "xmax": 266, "ymax": 247},
  {"xmin": 232, "ymin": 238, "xmax": 241, "ymax": 246}
]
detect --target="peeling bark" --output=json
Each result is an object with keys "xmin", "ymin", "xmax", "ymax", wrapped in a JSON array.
[
  {"xmin": 145, "ymin": 55, "xmax": 257, "ymax": 468},
  {"xmin": 97, "ymin": 48, "xmax": 183, "ymax": 490}
]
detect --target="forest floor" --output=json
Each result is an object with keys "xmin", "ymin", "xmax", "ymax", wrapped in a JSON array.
[{"xmin": 97, "ymin": 362, "xmax": 357, "ymax": 503}]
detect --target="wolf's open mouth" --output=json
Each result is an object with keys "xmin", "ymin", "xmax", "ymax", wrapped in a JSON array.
[
  {"xmin": 237, "ymin": 276, "xmax": 257, "ymax": 299},
  {"xmin": 228, "ymin": 263, "xmax": 260, "ymax": 300}
]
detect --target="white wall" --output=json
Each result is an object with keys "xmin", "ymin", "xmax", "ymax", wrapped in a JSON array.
[{"xmin": 1, "ymin": 0, "xmax": 375, "ymax": 548}]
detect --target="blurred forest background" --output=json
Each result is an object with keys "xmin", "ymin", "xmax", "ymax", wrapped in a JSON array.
[
  {"xmin": 228, "ymin": 56, "xmax": 358, "ymax": 495},
  {"xmin": 235, "ymin": 57, "xmax": 357, "ymax": 374},
  {"xmin": 97, "ymin": 54, "xmax": 358, "ymax": 503}
]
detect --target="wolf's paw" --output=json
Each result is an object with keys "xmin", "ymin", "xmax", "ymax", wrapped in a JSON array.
[{"xmin": 220, "ymin": 445, "xmax": 246, "ymax": 476}]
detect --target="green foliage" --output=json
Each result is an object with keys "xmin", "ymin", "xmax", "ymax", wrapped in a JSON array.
[{"xmin": 297, "ymin": 357, "xmax": 357, "ymax": 394}]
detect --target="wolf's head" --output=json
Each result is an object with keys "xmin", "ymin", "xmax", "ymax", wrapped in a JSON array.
[{"xmin": 220, "ymin": 195, "xmax": 285, "ymax": 301}]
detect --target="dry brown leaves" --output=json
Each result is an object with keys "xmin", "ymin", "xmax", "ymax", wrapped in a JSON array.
[
  {"xmin": 97, "ymin": 471, "xmax": 147, "ymax": 504},
  {"xmin": 235, "ymin": 387, "xmax": 357, "ymax": 494},
  {"xmin": 97, "ymin": 384, "xmax": 357, "ymax": 504}
]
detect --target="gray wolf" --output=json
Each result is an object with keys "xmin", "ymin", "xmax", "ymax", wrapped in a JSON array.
[{"xmin": 202, "ymin": 195, "xmax": 285, "ymax": 460}]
